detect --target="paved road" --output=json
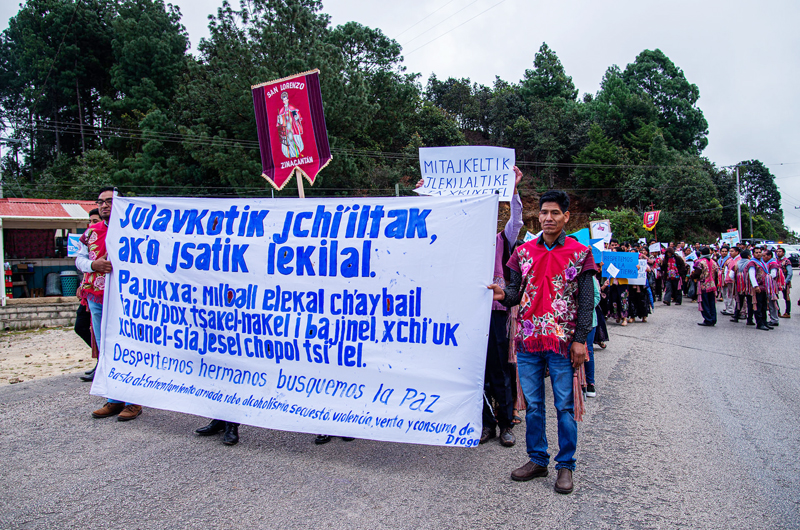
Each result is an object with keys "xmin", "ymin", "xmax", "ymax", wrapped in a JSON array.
[{"xmin": 1, "ymin": 302, "xmax": 798, "ymax": 529}]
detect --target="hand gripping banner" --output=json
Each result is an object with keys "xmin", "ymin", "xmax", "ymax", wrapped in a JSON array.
[{"xmin": 252, "ymin": 69, "xmax": 332, "ymax": 190}]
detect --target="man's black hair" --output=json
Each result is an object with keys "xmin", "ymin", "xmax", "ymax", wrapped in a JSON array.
[
  {"xmin": 98, "ymin": 186, "xmax": 115, "ymax": 196},
  {"xmin": 89, "ymin": 208, "xmax": 99, "ymax": 217},
  {"xmin": 538, "ymin": 190, "xmax": 569, "ymax": 213},
  {"xmin": 763, "ymin": 249, "xmax": 773, "ymax": 258},
  {"xmin": 740, "ymin": 248, "xmax": 751, "ymax": 259},
  {"xmin": 609, "ymin": 238, "xmax": 619, "ymax": 244}
]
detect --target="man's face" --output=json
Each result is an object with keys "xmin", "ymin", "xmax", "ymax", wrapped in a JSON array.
[
  {"xmin": 720, "ymin": 248, "xmax": 728, "ymax": 258},
  {"xmin": 538, "ymin": 202, "xmax": 569, "ymax": 236},
  {"xmin": 777, "ymin": 249, "xmax": 785, "ymax": 259},
  {"xmin": 89, "ymin": 214, "xmax": 101, "ymax": 224},
  {"xmin": 282, "ymin": 94, "xmax": 289, "ymax": 107},
  {"xmin": 97, "ymin": 191, "xmax": 113, "ymax": 221},
  {"xmin": 753, "ymin": 248, "xmax": 762, "ymax": 260},
  {"xmin": 610, "ymin": 241, "xmax": 619, "ymax": 250}
]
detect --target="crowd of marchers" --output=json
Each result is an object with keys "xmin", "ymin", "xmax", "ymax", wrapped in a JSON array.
[{"xmin": 69, "ymin": 180, "xmax": 791, "ymax": 498}]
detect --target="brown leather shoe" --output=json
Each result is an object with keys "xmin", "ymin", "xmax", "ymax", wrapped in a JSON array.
[
  {"xmin": 511, "ymin": 461, "xmax": 548, "ymax": 481},
  {"xmin": 780, "ymin": 313, "xmax": 790, "ymax": 318},
  {"xmin": 554, "ymin": 468, "xmax": 574, "ymax": 494},
  {"xmin": 91, "ymin": 401, "xmax": 125, "ymax": 418},
  {"xmin": 480, "ymin": 426, "xmax": 496, "ymax": 444},
  {"xmin": 117, "ymin": 404, "xmax": 142, "ymax": 421}
]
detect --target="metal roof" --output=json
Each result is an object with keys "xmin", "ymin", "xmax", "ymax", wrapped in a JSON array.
[{"xmin": 0, "ymin": 198, "xmax": 95, "ymax": 220}]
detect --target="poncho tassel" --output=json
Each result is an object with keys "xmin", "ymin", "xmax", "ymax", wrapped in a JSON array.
[{"xmin": 573, "ymin": 364, "xmax": 586, "ymax": 422}]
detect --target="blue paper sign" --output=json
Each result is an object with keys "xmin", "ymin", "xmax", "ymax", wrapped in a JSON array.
[
  {"xmin": 589, "ymin": 239, "xmax": 605, "ymax": 264},
  {"xmin": 568, "ymin": 228, "xmax": 591, "ymax": 247},
  {"xmin": 67, "ymin": 234, "xmax": 81, "ymax": 257},
  {"xmin": 601, "ymin": 251, "xmax": 640, "ymax": 279}
]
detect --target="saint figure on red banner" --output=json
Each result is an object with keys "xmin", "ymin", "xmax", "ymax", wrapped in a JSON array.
[
  {"xmin": 277, "ymin": 91, "xmax": 304, "ymax": 158},
  {"xmin": 252, "ymin": 69, "xmax": 332, "ymax": 190}
]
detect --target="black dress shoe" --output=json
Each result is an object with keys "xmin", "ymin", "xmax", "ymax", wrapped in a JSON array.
[
  {"xmin": 697, "ymin": 322, "xmax": 713, "ymax": 326},
  {"xmin": 80, "ymin": 372, "xmax": 94, "ymax": 382},
  {"xmin": 315, "ymin": 435, "xmax": 332, "ymax": 444},
  {"xmin": 85, "ymin": 364, "xmax": 97, "ymax": 376},
  {"xmin": 195, "ymin": 419, "xmax": 226, "ymax": 436},
  {"xmin": 730, "ymin": 318, "xmax": 740, "ymax": 322},
  {"xmin": 341, "ymin": 437, "xmax": 355, "ymax": 442},
  {"xmin": 757, "ymin": 325, "xmax": 771, "ymax": 331},
  {"xmin": 222, "ymin": 422, "xmax": 239, "ymax": 445}
]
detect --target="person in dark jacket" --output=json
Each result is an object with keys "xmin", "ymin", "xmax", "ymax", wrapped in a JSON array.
[{"xmin": 660, "ymin": 248, "xmax": 686, "ymax": 306}]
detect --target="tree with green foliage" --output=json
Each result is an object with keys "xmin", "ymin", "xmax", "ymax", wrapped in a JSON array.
[
  {"xmin": 590, "ymin": 207, "xmax": 646, "ymax": 242},
  {"xmin": 738, "ymin": 159, "xmax": 783, "ymax": 224},
  {"xmin": 622, "ymin": 49, "xmax": 708, "ymax": 154},
  {"xmin": 520, "ymin": 43, "xmax": 578, "ymax": 103},
  {"xmin": 574, "ymin": 124, "xmax": 620, "ymax": 201}
]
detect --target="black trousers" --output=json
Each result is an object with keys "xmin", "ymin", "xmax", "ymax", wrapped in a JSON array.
[
  {"xmin": 783, "ymin": 287, "xmax": 791, "ymax": 315},
  {"xmin": 735, "ymin": 293, "xmax": 754, "ymax": 323},
  {"xmin": 483, "ymin": 310, "xmax": 514, "ymax": 431},
  {"xmin": 664, "ymin": 279, "xmax": 682, "ymax": 304},
  {"xmin": 74, "ymin": 303, "xmax": 92, "ymax": 347},
  {"xmin": 754, "ymin": 291, "xmax": 768, "ymax": 327},
  {"xmin": 700, "ymin": 291, "xmax": 717, "ymax": 325},
  {"xmin": 629, "ymin": 287, "xmax": 649, "ymax": 318}
]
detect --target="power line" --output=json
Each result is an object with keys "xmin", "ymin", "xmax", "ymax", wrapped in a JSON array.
[
  {"xmin": 393, "ymin": 0, "xmax": 460, "ymax": 39},
  {"xmin": 401, "ymin": 0, "xmax": 484, "ymax": 47},
  {"xmin": 404, "ymin": 0, "xmax": 510, "ymax": 56},
  {"xmin": 17, "ymin": 119, "xmax": 800, "ymax": 174}
]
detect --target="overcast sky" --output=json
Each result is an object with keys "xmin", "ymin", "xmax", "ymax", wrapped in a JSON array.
[{"xmin": 3, "ymin": 0, "xmax": 799, "ymax": 232}]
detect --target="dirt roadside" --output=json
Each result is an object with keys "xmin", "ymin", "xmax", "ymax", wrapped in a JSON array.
[{"xmin": 0, "ymin": 327, "xmax": 95, "ymax": 385}]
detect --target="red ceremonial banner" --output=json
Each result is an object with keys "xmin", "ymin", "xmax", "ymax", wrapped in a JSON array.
[
  {"xmin": 643, "ymin": 210, "xmax": 661, "ymax": 231},
  {"xmin": 251, "ymin": 69, "xmax": 332, "ymax": 190}
]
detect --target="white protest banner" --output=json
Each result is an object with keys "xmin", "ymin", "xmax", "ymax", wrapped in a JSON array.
[
  {"xmin": 92, "ymin": 195, "xmax": 499, "ymax": 447},
  {"xmin": 589, "ymin": 220, "xmax": 612, "ymax": 242},
  {"xmin": 648, "ymin": 242, "xmax": 661, "ymax": 253},
  {"xmin": 629, "ymin": 259, "xmax": 649, "ymax": 285},
  {"xmin": 721, "ymin": 230, "xmax": 740, "ymax": 246},
  {"xmin": 415, "ymin": 146, "xmax": 515, "ymax": 201}
]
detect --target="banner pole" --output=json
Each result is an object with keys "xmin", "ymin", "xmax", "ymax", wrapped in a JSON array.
[{"xmin": 296, "ymin": 173, "xmax": 305, "ymax": 199}]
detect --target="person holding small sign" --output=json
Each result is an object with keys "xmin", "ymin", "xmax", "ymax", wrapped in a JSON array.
[{"xmin": 489, "ymin": 190, "xmax": 598, "ymax": 495}]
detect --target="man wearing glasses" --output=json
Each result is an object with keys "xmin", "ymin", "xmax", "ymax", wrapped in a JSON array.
[{"xmin": 76, "ymin": 187, "xmax": 143, "ymax": 421}]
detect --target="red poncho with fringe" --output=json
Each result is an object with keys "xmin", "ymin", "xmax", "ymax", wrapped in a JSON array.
[{"xmin": 507, "ymin": 235, "xmax": 597, "ymax": 359}]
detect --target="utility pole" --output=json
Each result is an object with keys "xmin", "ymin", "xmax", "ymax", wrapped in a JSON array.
[{"xmin": 735, "ymin": 165, "xmax": 742, "ymax": 237}]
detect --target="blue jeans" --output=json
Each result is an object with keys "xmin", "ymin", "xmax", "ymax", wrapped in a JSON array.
[
  {"xmin": 585, "ymin": 328, "xmax": 596, "ymax": 385},
  {"xmin": 517, "ymin": 348, "xmax": 578, "ymax": 471},
  {"xmin": 87, "ymin": 298, "xmax": 133, "ymax": 406}
]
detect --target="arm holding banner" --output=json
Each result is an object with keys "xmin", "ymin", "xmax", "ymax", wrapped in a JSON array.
[{"xmin": 503, "ymin": 167, "xmax": 524, "ymax": 242}]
